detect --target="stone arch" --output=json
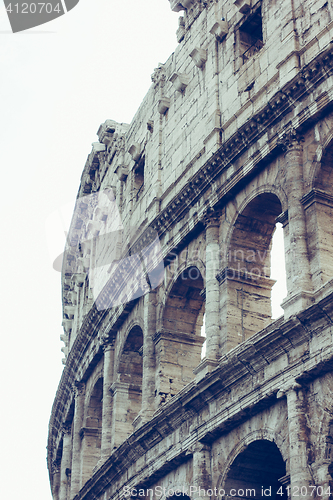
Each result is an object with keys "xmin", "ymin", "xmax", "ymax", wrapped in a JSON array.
[
  {"xmin": 225, "ymin": 190, "xmax": 284, "ymax": 270},
  {"xmin": 155, "ymin": 264, "xmax": 206, "ymax": 405},
  {"xmin": 310, "ymin": 132, "xmax": 333, "ymax": 191},
  {"xmin": 117, "ymin": 325, "xmax": 143, "ymax": 387},
  {"xmin": 162, "ymin": 264, "xmax": 205, "ymax": 336},
  {"xmin": 305, "ymin": 138, "xmax": 333, "ymax": 288},
  {"xmin": 220, "ymin": 192, "xmax": 284, "ymax": 351},
  {"xmin": 219, "ymin": 435, "xmax": 287, "ymax": 500},
  {"xmin": 81, "ymin": 377, "xmax": 103, "ymax": 484},
  {"xmin": 111, "ymin": 325, "xmax": 143, "ymax": 447},
  {"xmin": 312, "ymin": 138, "xmax": 333, "ymax": 192},
  {"xmin": 115, "ymin": 318, "xmax": 144, "ymax": 374}
]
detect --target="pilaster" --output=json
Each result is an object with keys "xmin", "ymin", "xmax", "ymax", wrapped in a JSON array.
[
  {"xmin": 140, "ymin": 291, "xmax": 157, "ymax": 420},
  {"xmin": 203, "ymin": 210, "xmax": 221, "ymax": 361},
  {"xmin": 192, "ymin": 443, "xmax": 212, "ymax": 500},
  {"xmin": 70, "ymin": 381, "xmax": 85, "ymax": 499},
  {"xmin": 278, "ymin": 381, "xmax": 312, "ymax": 499},
  {"xmin": 101, "ymin": 341, "xmax": 115, "ymax": 461},
  {"xmin": 279, "ymin": 129, "xmax": 313, "ymax": 317},
  {"xmin": 52, "ymin": 460, "xmax": 61, "ymax": 500},
  {"xmin": 59, "ymin": 423, "xmax": 72, "ymax": 500}
]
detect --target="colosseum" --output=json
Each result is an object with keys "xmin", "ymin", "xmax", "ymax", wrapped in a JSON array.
[{"xmin": 48, "ymin": 1, "xmax": 333, "ymax": 500}]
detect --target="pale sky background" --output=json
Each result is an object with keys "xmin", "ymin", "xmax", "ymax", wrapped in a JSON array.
[{"xmin": 0, "ymin": 2, "xmax": 286, "ymax": 499}]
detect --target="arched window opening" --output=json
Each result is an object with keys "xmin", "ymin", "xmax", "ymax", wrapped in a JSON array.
[
  {"xmin": 157, "ymin": 266, "xmax": 205, "ymax": 404},
  {"xmin": 81, "ymin": 378, "xmax": 103, "ymax": 483},
  {"xmin": 271, "ymin": 223, "xmax": 287, "ymax": 319},
  {"xmin": 112, "ymin": 326, "xmax": 143, "ymax": 447},
  {"xmin": 307, "ymin": 144, "xmax": 333, "ymax": 288},
  {"xmin": 201, "ymin": 312, "xmax": 206, "ymax": 359},
  {"xmin": 224, "ymin": 440, "xmax": 287, "ymax": 500},
  {"xmin": 221, "ymin": 193, "xmax": 285, "ymax": 351},
  {"xmin": 163, "ymin": 266, "xmax": 205, "ymax": 335}
]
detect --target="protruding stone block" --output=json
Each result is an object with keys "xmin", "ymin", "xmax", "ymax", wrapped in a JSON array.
[
  {"xmin": 114, "ymin": 164, "xmax": 129, "ymax": 181},
  {"xmin": 158, "ymin": 97, "xmax": 171, "ymax": 114},
  {"xmin": 128, "ymin": 142, "xmax": 141, "ymax": 162},
  {"xmin": 91, "ymin": 142, "xmax": 106, "ymax": 153},
  {"xmin": 234, "ymin": 0, "xmax": 251, "ymax": 13},
  {"xmin": 209, "ymin": 20, "xmax": 228, "ymax": 41},
  {"xmin": 170, "ymin": 72, "xmax": 190, "ymax": 92},
  {"xmin": 190, "ymin": 48, "xmax": 207, "ymax": 68},
  {"xmin": 169, "ymin": 0, "xmax": 184, "ymax": 12}
]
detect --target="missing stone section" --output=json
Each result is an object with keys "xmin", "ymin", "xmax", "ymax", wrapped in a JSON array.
[{"xmin": 239, "ymin": 7, "xmax": 263, "ymax": 64}]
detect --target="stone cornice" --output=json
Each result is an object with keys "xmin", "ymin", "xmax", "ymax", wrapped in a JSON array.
[
  {"xmin": 71, "ymin": 291, "xmax": 333, "ymax": 500},
  {"xmin": 301, "ymin": 188, "xmax": 333, "ymax": 209}
]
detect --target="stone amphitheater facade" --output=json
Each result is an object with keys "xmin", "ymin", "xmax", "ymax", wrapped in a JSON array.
[{"xmin": 48, "ymin": 1, "xmax": 333, "ymax": 500}]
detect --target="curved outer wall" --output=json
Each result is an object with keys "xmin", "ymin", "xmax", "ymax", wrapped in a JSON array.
[{"xmin": 49, "ymin": 2, "xmax": 333, "ymax": 500}]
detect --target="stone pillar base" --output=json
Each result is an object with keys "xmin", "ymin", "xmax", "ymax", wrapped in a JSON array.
[
  {"xmin": 281, "ymin": 291, "xmax": 314, "ymax": 319},
  {"xmin": 193, "ymin": 358, "xmax": 219, "ymax": 381}
]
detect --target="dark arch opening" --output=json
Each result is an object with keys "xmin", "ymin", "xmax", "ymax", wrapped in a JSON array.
[
  {"xmin": 86, "ymin": 378, "xmax": 103, "ymax": 429},
  {"xmin": 81, "ymin": 378, "xmax": 103, "ymax": 483},
  {"xmin": 118, "ymin": 325, "xmax": 143, "ymax": 425},
  {"xmin": 157, "ymin": 266, "xmax": 205, "ymax": 404},
  {"xmin": 224, "ymin": 440, "xmax": 287, "ymax": 500},
  {"xmin": 223, "ymin": 193, "xmax": 285, "ymax": 347},
  {"xmin": 163, "ymin": 265, "xmax": 205, "ymax": 336},
  {"xmin": 314, "ymin": 145, "xmax": 333, "ymax": 192},
  {"xmin": 308, "ymin": 144, "xmax": 333, "ymax": 287}
]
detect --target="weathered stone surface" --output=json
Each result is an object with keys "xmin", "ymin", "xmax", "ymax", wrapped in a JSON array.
[{"xmin": 48, "ymin": 2, "xmax": 333, "ymax": 500}]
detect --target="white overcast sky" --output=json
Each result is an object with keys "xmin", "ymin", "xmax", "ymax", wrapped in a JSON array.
[{"xmin": 0, "ymin": 2, "xmax": 285, "ymax": 499}]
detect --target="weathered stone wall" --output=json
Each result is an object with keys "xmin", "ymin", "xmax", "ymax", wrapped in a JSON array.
[{"xmin": 49, "ymin": 1, "xmax": 333, "ymax": 500}]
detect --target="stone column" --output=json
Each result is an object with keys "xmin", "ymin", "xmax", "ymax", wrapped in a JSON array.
[
  {"xmin": 203, "ymin": 211, "xmax": 221, "ymax": 361},
  {"xmin": 52, "ymin": 460, "xmax": 61, "ymax": 500},
  {"xmin": 70, "ymin": 382, "xmax": 85, "ymax": 499},
  {"xmin": 141, "ymin": 290, "xmax": 156, "ymax": 417},
  {"xmin": 285, "ymin": 383, "xmax": 312, "ymax": 499},
  {"xmin": 101, "ymin": 342, "xmax": 115, "ymax": 461},
  {"xmin": 59, "ymin": 424, "xmax": 72, "ymax": 500},
  {"xmin": 280, "ymin": 129, "xmax": 313, "ymax": 316},
  {"xmin": 192, "ymin": 443, "xmax": 212, "ymax": 500}
]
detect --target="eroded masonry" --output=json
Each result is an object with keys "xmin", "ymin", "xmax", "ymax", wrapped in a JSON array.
[{"xmin": 48, "ymin": 1, "xmax": 333, "ymax": 500}]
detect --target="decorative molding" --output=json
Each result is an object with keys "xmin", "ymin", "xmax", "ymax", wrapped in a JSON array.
[
  {"xmin": 62, "ymin": 422, "xmax": 72, "ymax": 435},
  {"xmin": 301, "ymin": 189, "xmax": 333, "ymax": 209},
  {"xmin": 151, "ymin": 64, "xmax": 167, "ymax": 90},
  {"xmin": 74, "ymin": 381, "xmax": 85, "ymax": 398},
  {"xmin": 216, "ymin": 267, "xmax": 275, "ymax": 288},
  {"xmin": 201, "ymin": 207, "xmax": 222, "ymax": 228},
  {"xmin": 177, "ymin": 16, "xmax": 185, "ymax": 43},
  {"xmin": 153, "ymin": 330, "xmax": 206, "ymax": 346},
  {"xmin": 277, "ymin": 128, "xmax": 304, "ymax": 152},
  {"xmin": 276, "ymin": 210, "xmax": 289, "ymax": 226}
]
